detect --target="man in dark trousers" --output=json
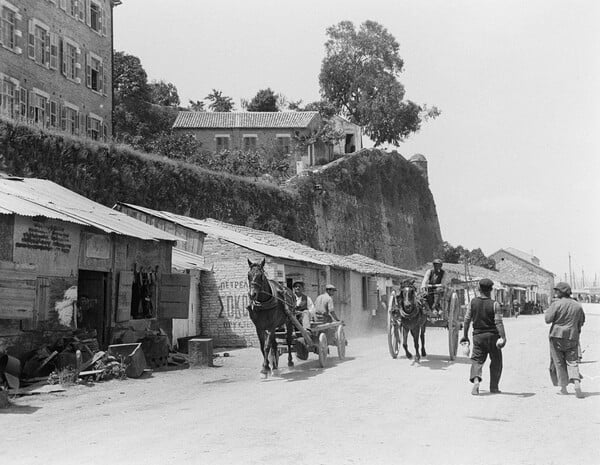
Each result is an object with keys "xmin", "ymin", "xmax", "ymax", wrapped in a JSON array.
[
  {"xmin": 545, "ymin": 282, "xmax": 585, "ymax": 398},
  {"xmin": 461, "ymin": 278, "xmax": 506, "ymax": 395}
]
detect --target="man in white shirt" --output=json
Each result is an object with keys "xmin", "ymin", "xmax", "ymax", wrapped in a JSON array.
[{"xmin": 292, "ymin": 281, "xmax": 314, "ymax": 330}]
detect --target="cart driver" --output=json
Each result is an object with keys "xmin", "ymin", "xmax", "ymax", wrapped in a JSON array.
[
  {"xmin": 420, "ymin": 259, "xmax": 450, "ymax": 317},
  {"xmin": 292, "ymin": 281, "xmax": 314, "ymax": 330}
]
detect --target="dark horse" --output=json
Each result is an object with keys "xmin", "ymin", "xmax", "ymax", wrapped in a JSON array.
[
  {"xmin": 397, "ymin": 279, "xmax": 428, "ymax": 362},
  {"xmin": 247, "ymin": 258, "xmax": 295, "ymax": 378}
]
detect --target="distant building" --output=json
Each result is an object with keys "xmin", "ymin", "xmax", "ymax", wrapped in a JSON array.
[
  {"xmin": 172, "ymin": 111, "xmax": 362, "ymax": 172},
  {"xmin": 0, "ymin": 0, "xmax": 120, "ymax": 140},
  {"xmin": 489, "ymin": 247, "xmax": 555, "ymax": 305}
]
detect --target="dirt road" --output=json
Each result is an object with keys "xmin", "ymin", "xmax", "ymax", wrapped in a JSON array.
[{"xmin": 3, "ymin": 304, "xmax": 599, "ymax": 465}]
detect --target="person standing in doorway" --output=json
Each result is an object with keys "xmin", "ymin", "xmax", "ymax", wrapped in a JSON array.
[
  {"xmin": 314, "ymin": 284, "xmax": 339, "ymax": 323},
  {"xmin": 292, "ymin": 281, "xmax": 314, "ymax": 330},
  {"xmin": 461, "ymin": 278, "xmax": 507, "ymax": 395},
  {"xmin": 545, "ymin": 282, "xmax": 585, "ymax": 398}
]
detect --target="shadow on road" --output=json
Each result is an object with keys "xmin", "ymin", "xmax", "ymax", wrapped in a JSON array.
[
  {"xmin": 404, "ymin": 354, "xmax": 471, "ymax": 370},
  {"xmin": 0, "ymin": 403, "xmax": 41, "ymax": 414},
  {"xmin": 277, "ymin": 357, "xmax": 356, "ymax": 382},
  {"xmin": 478, "ymin": 391, "xmax": 536, "ymax": 398}
]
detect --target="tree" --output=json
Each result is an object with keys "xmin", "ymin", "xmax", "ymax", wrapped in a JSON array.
[
  {"xmin": 149, "ymin": 80, "xmax": 180, "ymax": 107},
  {"xmin": 188, "ymin": 100, "xmax": 206, "ymax": 111},
  {"xmin": 206, "ymin": 89, "xmax": 235, "ymax": 112},
  {"xmin": 246, "ymin": 88, "xmax": 279, "ymax": 112},
  {"xmin": 439, "ymin": 242, "xmax": 497, "ymax": 271},
  {"xmin": 318, "ymin": 20, "xmax": 439, "ymax": 146}
]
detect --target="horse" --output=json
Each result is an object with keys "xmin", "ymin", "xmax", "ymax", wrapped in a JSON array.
[
  {"xmin": 397, "ymin": 279, "xmax": 428, "ymax": 362},
  {"xmin": 246, "ymin": 258, "xmax": 295, "ymax": 378}
]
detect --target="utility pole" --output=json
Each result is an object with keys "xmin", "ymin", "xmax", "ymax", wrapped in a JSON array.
[{"xmin": 568, "ymin": 253, "xmax": 573, "ymax": 288}]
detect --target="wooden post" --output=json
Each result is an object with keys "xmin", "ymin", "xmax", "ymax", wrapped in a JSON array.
[{"xmin": 189, "ymin": 338, "xmax": 213, "ymax": 368}]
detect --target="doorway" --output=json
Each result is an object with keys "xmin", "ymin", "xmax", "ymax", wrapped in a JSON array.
[{"xmin": 77, "ymin": 270, "xmax": 109, "ymax": 346}]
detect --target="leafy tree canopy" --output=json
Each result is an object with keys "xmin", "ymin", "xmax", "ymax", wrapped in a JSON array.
[
  {"xmin": 319, "ymin": 20, "xmax": 439, "ymax": 146},
  {"xmin": 149, "ymin": 80, "xmax": 180, "ymax": 107},
  {"xmin": 246, "ymin": 88, "xmax": 279, "ymax": 112},
  {"xmin": 439, "ymin": 242, "xmax": 497, "ymax": 271},
  {"xmin": 206, "ymin": 89, "xmax": 235, "ymax": 112}
]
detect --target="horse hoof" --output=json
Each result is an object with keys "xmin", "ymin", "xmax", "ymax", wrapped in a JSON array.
[
  {"xmin": 406, "ymin": 353, "xmax": 413, "ymax": 360},
  {"xmin": 260, "ymin": 371, "xmax": 269, "ymax": 379},
  {"xmin": 271, "ymin": 369, "xmax": 281, "ymax": 377},
  {"xmin": 288, "ymin": 361, "xmax": 294, "ymax": 367},
  {"xmin": 421, "ymin": 350, "xmax": 427, "ymax": 357}
]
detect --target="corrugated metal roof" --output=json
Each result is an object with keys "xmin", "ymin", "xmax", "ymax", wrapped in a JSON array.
[
  {"xmin": 172, "ymin": 248, "xmax": 211, "ymax": 272},
  {"xmin": 119, "ymin": 203, "xmax": 422, "ymax": 277},
  {"xmin": 172, "ymin": 111, "xmax": 319, "ymax": 129},
  {"xmin": 0, "ymin": 178, "xmax": 180, "ymax": 242},
  {"xmin": 119, "ymin": 203, "xmax": 325, "ymax": 265}
]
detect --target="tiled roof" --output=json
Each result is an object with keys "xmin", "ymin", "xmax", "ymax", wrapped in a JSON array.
[
  {"xmin": 0, "ymin": 178, "xmax": 180, "ymax": 242},
  {"xmin": 118, "ymin": 203, "xmax": 420, "ymax": 278},
  {"xmin": 490, "ymin": 248, "xmax": 554, "ymax": 275},
  {"xmin": 172, "ymin": 111, "xmax": 320, "ymax": 129}
]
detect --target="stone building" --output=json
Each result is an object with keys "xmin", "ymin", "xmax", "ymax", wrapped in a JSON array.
[
  {"xmin": 0, "ymin": 0, "xmax": 119, "ymax": 139},
  {"xmin": 172, "ymin": 111, "xmax": 362, "ymax": 172},
  {"xmin": 489, "ymin": 247, "xmax": 555, "ymax": 306}
]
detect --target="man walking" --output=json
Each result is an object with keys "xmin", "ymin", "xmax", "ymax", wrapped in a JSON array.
[
  {"xmin": 460, "ymin": 278, "xmax": 506, "ymax": 395},
  {"xmin": 545, "ymin": 282, "xmax": 585, "ymax": 398}
]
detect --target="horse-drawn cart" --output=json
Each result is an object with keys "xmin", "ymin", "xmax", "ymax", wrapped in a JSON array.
[
  {"xmin": 387, "ymin": 283, "xmax": 462, "ymax": 361},
  {"xmin": 277, "ymin": 319, "xmax": 346, "ymax": 368}
]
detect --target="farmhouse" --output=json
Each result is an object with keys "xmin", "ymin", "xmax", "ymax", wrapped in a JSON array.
[{"xmin": 172, "ymin": 111, "xmax": 362, "ymax": 172}]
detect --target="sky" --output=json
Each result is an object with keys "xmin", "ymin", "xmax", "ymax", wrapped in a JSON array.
[{"xmin": 114, "ymin": 0, "xmax": 600, "ymax": 284}]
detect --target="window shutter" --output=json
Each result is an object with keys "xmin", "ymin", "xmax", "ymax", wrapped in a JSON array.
[
  {"xmin": 79, "ymin": 112, "xmax": 84, "ymax": 135},
  {"xmin": 45, "ymin": 99, "xmax": 51, "ymax": 127},
  {"xmin": 116, "ymin": 271, "xmax": 134, "ymax": 323},
  {"xmin": 85, "ymin": 113, "xmax": 90, "ymax": 137},
  {"xmin": 19, "ymin": 88, "xmax": 27, "ymax": 119},
  {"xmin": 28, "ymin": 92, "xmax": 34, "ymax": 120},
  {"xmin": 59, "ymin": 38, "xmax": 66, "ymax": 75},
  {"xmin": 158, "ymin": 273, "xmax": 191, "ymax": 319},
  {"xmin": 98, "ymin": 61, "xmax": 104, "ymax": 94},
  {"xmin": 78, "ymin": 0, "xmax": 86, "ymax": 21},
  {"xmin": 85, "ymin": 52, "xmax": 91, "ymax": 88},
  {"xmin": 0, "ymin": 269, "xmax": 36, "ymax": 320},
  {"xmin": 50, "ymin": 100, "xmax": 57, "ymax": 127},
  {"xmin": 101, "ymin": 6, "xmax": 107, "ymax": 36},
  {"xmin": 44, "ymin": 31, "xmax": 51, "ymax": 66},
  {"xmin": 0, "ymin": 14, "xmax": 3, "ymax": 47},
  {"xmin": 102, "ymin": 65, "xmax": 107, "ymax": 96},
  {"xmin": 85, "ymin": 1, "xmax": 91, "ymax": 26},
  {"xmin": 60, "ymin": 104, "xmax": 66, "ymax": 130},
  {"xmin": 49, "ymin": 33, "xmax": 58, "ymax": 70},
  {"xmin": 27, "ymin": 20, "xmax": 35, "ymax": 59}
]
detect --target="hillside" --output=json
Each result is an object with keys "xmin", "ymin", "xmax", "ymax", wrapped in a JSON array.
[{"xmin": 0, "ymin": 119, "xmax": 442, "ymax": 268}]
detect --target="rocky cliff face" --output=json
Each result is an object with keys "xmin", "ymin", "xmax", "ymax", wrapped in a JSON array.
[{"xmin": 295, "ymin": 149, "xmax": 442, "ymax": 269}]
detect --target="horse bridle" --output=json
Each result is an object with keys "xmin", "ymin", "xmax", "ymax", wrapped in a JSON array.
[{"xmin": 248, "ymin": 265, "xmax": 290, "ymax": 308}]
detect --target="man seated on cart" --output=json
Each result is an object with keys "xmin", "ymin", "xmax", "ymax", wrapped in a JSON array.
[
  {"xmin": 420, "ymin": 259, "xmax": 451, "ymax": 317},
  {"xmin": 292, "ymin": 281, "xmax": 315, "ymax": 330},
  {"xmin": 313, "ymin": 284, "xmax": 340, "ymax": 324}
]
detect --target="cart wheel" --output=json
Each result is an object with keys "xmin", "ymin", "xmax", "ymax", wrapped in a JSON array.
[
  {"xmin": 387, "ymin": 293, "xmax": 400, "ymax": 359},
  {"xmin": 336, "ymin": 325, "xmax": 346, "ymax": 359},
  {"xmin": 448, "ymin": 292, "xmax": 460, "ymax": 361},
  {"xmin": 318, "ymin": 333, "xmax": 328, "ymax": 368}
]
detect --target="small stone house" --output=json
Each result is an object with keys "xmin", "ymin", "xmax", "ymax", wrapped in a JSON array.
[
  {"xmin": 0, "ymin": 176, "xmax": 190, "ymax": 358},
  {"xmin": 172, "ymin": 111, "xmax": 362, "ymax": 172},
  {"xmin": 489, "ymin": 248, "xmax": 555, "ymax": 306}
]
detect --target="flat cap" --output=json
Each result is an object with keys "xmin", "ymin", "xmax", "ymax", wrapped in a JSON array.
[
  {"xmin": 433, "ymin": 259, "xmax": 443, "ymax": 265},
  {"xmin": 325, "ymin": 284, "xmax": 337, "ymax": 291},
  {"xmin": 553, "ymin": 282, "xmax": 572, "ymax": 295},
  {"xmin": 479, "ymin": 278, "xmax": 494, "ymax": 289}
]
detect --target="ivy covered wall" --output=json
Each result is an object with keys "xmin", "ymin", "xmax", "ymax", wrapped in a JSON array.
[{"xmin": 0, "ymin": 119, "xmax": 442, "ymax": 269}]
